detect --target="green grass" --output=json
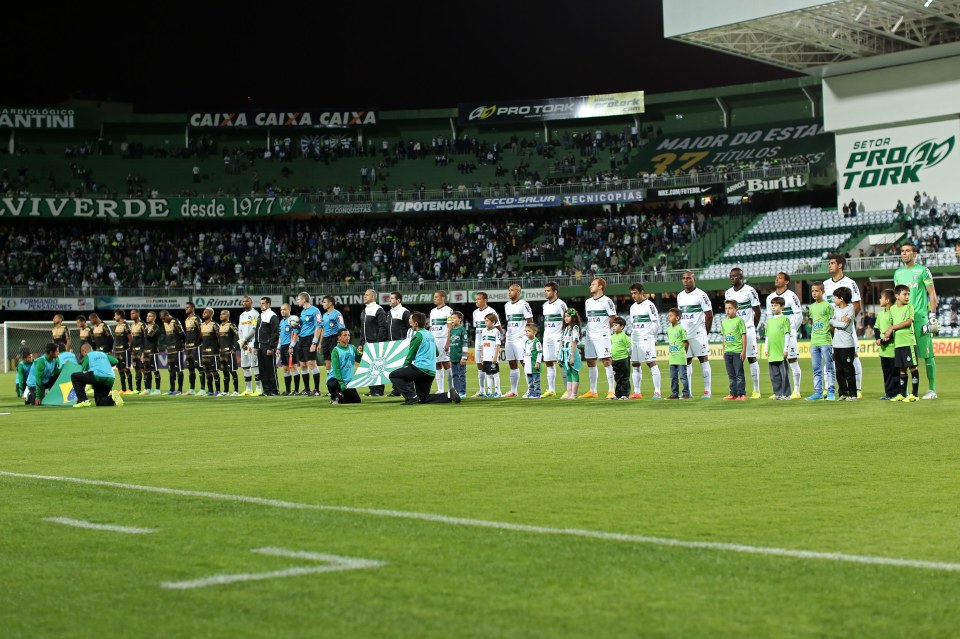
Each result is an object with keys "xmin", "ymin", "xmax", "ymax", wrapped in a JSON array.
[{"xmin": 1, "ymin": 359, "xmax": 959, "ymax": 638}]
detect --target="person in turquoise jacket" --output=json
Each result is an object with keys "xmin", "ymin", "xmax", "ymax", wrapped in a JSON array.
[
  {"xmin": 388, "ymin": 311, "xmax": 460, "ymax": 405},
  {"xmin": 71, "ymin": 343, "xmax": 124, "ymax": 408},
  {"xmin": 327, "ymin": 328, "xmax": 363, "ymax": 405},
  {"xmin": 25, "ymin": 343, "xmax": 61, "ymax": 405}
]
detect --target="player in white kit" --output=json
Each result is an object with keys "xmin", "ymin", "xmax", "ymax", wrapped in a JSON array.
[
  {"xmin": 238, "ymin": 295, "xmax": 262, "ymax": 395},
  {"xmin": 824, "ymin": 255, "xmax": 862, "ymax": 397},
  {"xmin": 677, "ymin": 271, "xmax": 713, "ymax": 398},
  {"xmin": 725, "ymin": 268, "xmax": 762, "ymax": 398},
  {"xmin": 472, "ymin": 292, "xmax": 502, "ymax": 397},
  {"xmin": 540, "ymin": 282, "xmax": 567, "ymax": 398},
  {"xmin": 430, "ymin": 290, "xmax": 454, "ymax": 393},
  {"xmin": 628, "ymin": 283, "xmax": 662, "ymax": 399},
  {"xmin": 581, "ymin": 277, "xmax": 618, "ymax": 399},
  {"xmin": 764, "ymin": 272, "xmax": 803, "ymax": 398},
  {"xmin": 502, "ymin": 283, "xmax": 534, "ymax": 397}
]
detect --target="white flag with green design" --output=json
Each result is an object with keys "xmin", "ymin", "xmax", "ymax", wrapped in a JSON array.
[{"xmin": 347, "ymin": 339, "xmax": 410, "ymax": 389}]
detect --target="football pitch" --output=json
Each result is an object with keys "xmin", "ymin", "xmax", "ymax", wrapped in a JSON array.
[{"xmin": 2, "ymin": 359, "xmax": 959, "ymax": 638}]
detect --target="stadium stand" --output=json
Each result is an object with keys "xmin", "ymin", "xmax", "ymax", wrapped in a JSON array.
[
  {"xmin": 0, "ymin": 202, "xmax": 750, "ymax": 290},
  {"xmin": 701, "ymin": 205, "xmax": 906, "ymax": 279}
]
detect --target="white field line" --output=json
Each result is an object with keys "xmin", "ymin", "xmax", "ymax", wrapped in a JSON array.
[
  {"xmin": 4, "ymin": 470, "xmax": 959, "ymax": 573},
  {"xmin": 161, "ymin": 547, "xmax": 385, "ymax": 590},
  {"xmin": 43, "ymin": 516, "xmax": 156, "ymax": 534}
]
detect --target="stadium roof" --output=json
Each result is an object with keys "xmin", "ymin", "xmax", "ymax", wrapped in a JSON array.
[{"xmin": 669, "ymin": 0, "xmax": 960, "ymax": 72}]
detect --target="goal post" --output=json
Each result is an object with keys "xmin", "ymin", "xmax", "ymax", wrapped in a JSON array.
[{"xmin": 3, "ymin": 321, "xmax": 117, "ymax": 373}]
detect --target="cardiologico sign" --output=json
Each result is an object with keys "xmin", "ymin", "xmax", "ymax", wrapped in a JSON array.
[{"xmin": 835, "ymin": 118, "xmax": 960, "ymax": 211}]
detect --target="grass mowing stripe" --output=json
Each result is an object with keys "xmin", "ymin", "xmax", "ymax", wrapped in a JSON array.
[{"xmin": 6, "ymin": 470, "xmax": 960, "ymax": 573}]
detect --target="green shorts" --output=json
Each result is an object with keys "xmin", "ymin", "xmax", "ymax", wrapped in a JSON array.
[{"xmin": 914, "ymin": 325, "xmax": 934, "ymax": 359}]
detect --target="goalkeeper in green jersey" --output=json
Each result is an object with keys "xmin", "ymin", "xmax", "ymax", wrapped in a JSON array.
[{"xmin": 893, "ymin": 242, "xmax": 939, "ymax": 399}]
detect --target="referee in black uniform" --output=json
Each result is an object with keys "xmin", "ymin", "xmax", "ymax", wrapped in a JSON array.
[
  {"xmin": 257, "ymin": 297, "xmax": 280, "ymax": 396},
  {"xmin": 361, "ymin": 289, "xmax": 389, "ymax": 396}
]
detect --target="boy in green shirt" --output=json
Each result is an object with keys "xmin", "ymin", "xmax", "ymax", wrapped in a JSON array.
[
  {"xmin": 610, "ymin": 317, "xmax": 631, "ymax": 400},
  {"xmin": 721, "ymin": 300, "xmax": 746, "ymax": 400},
  {"xmin": 448, "ymin": 312, "xmax": 467, "ymax": 397},
  {"xmin": 522, "ymin": 324, "xmax": 543, "ymax": 399},
  {"xmin": 806, "ymin": 282, "xmax": 836, "ymax": 401},
  {"xmin": 875, "ymin": 289, "xmax": 898, "ymax": 400},
  {"xmin": 765, "ymin": 297, "xmax": 793, "ymax": 400},
  {"xmin": 666, "ymin": 308, "xmax": 690, "ymax": 400},
  {"xmin": 885, "ymin": 284, "xmax": 920, "ymax": 401}
]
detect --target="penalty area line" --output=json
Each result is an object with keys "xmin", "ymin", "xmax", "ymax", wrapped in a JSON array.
[
  {"xmin": 4, "ymin": 470, "xmax": 959, "ymax": 573},
  {"xmin": 43, "ymin": 516, "xmax": 157, "ymax": 534}
]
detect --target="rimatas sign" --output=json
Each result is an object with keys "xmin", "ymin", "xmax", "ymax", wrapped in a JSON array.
[{"xmin": 835, "ymin": 118, "xmax": 960, "ymax": 211}]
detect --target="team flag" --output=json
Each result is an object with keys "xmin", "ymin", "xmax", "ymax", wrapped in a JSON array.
[
  {"xmin": 347, "ymin": 339, "xmax": 409, "ymax": 389},
  {"xmin": 41, "ymin": 362, "xmax": 82, "ymax": 406}
]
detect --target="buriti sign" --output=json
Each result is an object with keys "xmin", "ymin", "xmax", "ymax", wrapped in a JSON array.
[
  {"xmin": 726, "ymin": 175, "xmax": 807, "ymax": 196},
  {"xmin": 835, "ymin": 118, "xmax": 960, "ymax": 211}
]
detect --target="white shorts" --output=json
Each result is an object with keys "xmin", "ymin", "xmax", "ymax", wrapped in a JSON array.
[
  {"xmin": 630, "ymin": 337, "xmax": 657, "ymax": 364},
  {"xmin": 436, "ymin": 348, "xmax": 450, "ymax": 363},
  {"xmin": 745, "ymin": 327, "xmax": 758, "ymax": 359},
  {"xmin": 542, "ymin": 338, "xmax": 561, "ymax": 362},
  {"xmin": 240, "ymin": 348, "xmax": 258, "ymax": 368},
  {"xmin": 583, "ymin": 332, "xmax": 611, "ymax": 359},
  {"xmin": 686, "ymin": 328, "xmax": 709, "ymax": 359},
  {"xmin": 504, "ymin": 337, "xmax": 526, "ymax": 362}
]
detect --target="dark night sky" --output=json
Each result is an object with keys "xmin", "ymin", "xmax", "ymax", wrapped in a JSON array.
[{"xmin": 5, "ymin": 2, "xmax": 799, "ymax": 112}]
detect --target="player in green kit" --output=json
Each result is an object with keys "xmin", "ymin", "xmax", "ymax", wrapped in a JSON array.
[{"xmin": 893, "ymin": 242, "xmax": 938, "ymax": 399}]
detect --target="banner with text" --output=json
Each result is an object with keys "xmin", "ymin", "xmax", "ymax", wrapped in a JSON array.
[
  {"xmin": 561, "ymin": 189, "xmax": 644, "ymax": 206},
  {"xmin": 188, "ymin": 111, "xmax": 377, "ymax": 128},
  {"xmin": 459, "ymin": 91, "xmax": 644, "ymax": 125},
  {"xmin": 95, "ymin": 296, "xmax": 190, "ymax": 310},
  {"xmin": 0, "ymin": 196, "xmax": 304, "ymax": 220},
  {"xmin": 372, "ymin": 291, "xmax": 469, "ymax": 306},
  {"xmin": 0, "ymin": 107, "xmax": 100, "ymax": 130},
  {"xmin": 478, "ymin": 195, "xmax": 559, "ymax": 210},
  {"xmin": 835, "ymin": 117, "xmax": 960, "ymax": 213},
  {"xmin": 3, "ymin": 297, "xmax": 94, "ymax": 312},
  {"xmin": 627, "ymin": 120, "xmax": 832, "ymax": 177},
  {"xmin": 191, "ymin": 293, "xmax": 284, "ymax": 309},
  {"xmin": 322, "ymin": 201, "xmax": 391, "ymax": 215},
  {"xmin": 392, "ymin": 200, "xmax": 474, "ymax": 213},
  {"xmin": 646, "ymin": 184, "xmax": 724, "ymax": 200},
  {"xmin": 725, "ymin": 174, "xmax": 809, "ymax": 196}
]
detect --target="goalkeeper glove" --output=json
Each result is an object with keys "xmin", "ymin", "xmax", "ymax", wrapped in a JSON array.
[{"xmin": 928, "ymin": 312, "xmax": 941, "ymax": 335}]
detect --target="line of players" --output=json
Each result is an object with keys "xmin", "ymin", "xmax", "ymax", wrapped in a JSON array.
[
  {"xmin": 51, "ymin": 296, "xmax": 281, "ymax": 397},
  {"xmin": 45, "ymin": 246, "xmax": 938, "ymax": 401},
  {"xmin": 440, "ymin": 250, "xmax": 938, "ymax": 401}
]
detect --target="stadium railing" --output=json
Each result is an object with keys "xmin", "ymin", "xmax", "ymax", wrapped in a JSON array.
[
  {"xmin": 9, "ymin": 163, "xmax": 810, "ymax": 203},
  {"xmin": 5, "ymin": 253, "xmax": 947, "ymax": 300}
]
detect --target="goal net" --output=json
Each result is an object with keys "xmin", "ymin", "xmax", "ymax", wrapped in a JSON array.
[{"xmin": 3, "ymin": 321, "xmax": 118, "ymax": 373}]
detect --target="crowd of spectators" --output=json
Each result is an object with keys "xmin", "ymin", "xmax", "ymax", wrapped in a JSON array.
[
  {"xmin": 0, "ymin": 202, "xmax": 728, "ymax": 291},
  {"xmin": 2, "ymin": 123, "xmax": 812, "ymax": 205}
]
